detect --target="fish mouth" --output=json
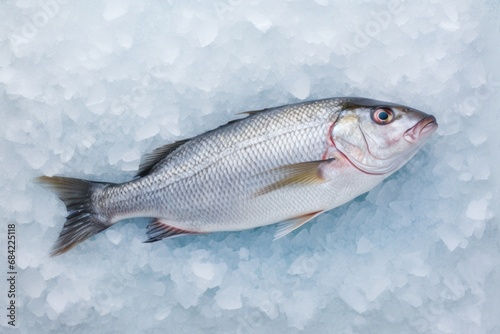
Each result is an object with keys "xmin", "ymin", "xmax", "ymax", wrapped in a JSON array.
[{"xmin": 403, "ymin": 115, "xmax": 438, "ymax": 144}]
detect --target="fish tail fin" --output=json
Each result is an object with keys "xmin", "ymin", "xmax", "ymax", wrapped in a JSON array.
[{"xmin": 35, "ymin": 176, "xmax": 114, "ymax": 256}]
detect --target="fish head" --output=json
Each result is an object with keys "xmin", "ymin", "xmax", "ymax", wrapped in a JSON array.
[{"xmin": 331, "ymin": 98, "xmax": 438, "ymax": 175}]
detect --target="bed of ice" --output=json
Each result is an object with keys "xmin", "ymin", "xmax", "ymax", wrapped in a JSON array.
[{"xmin": 1, "ymin": 0, "xmax": 499, "ymax": 333}]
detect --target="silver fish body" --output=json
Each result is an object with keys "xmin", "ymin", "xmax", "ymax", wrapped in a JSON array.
[{"xmin": 38, "ymin": 97, "xmax": 438, "ymax": 255}]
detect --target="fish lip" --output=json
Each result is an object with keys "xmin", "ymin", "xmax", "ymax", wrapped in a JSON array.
[{"xmin": 403, "ymin": 115, "xmax": 438, "ymax": 143}]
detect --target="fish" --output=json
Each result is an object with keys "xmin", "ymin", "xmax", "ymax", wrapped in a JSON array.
[{"xmin": 36, "ymin": 97, "xmax": 438, "ymax": 256}]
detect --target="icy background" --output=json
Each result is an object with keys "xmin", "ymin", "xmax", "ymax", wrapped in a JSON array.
[{"xmin": 1, "ymin": 0, "xmax": 499, "ymax": 333}]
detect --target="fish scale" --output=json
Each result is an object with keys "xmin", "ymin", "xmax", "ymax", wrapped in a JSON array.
[
  {"xmin": 36, "ymin": 97, "xmax": 437, "ymax": 255},
  {"xmin": 101, "ymin": 102, "xmax": 336, "ymax": 224},
  {"xmin": 151, "ymin": 131, "xmax": 326, "ymax": 229}
]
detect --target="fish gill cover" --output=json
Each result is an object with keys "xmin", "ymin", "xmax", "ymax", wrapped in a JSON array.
[{"xmin": 0, "ymin": 0, "xmax": 499, "ymax": 333}]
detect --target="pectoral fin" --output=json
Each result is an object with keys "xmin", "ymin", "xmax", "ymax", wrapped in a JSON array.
[
  {"xmin": 274, "ymin": 211, "xmax": 323, "ymax": 240},
  {"xmin": 255, "ymin": 159, "xmax": 334, "ymax": 196}
]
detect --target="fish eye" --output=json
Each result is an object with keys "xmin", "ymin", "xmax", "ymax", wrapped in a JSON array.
[{"xmin": 371, "ymin": 108, "xmax": 394, "ymax": 125}]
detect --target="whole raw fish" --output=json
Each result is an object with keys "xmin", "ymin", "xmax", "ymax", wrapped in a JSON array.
[{"xmin": 37, "ymin": 97, "xmax": 437, "ymax": 256}]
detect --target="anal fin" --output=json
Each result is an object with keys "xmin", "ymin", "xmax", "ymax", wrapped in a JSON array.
[
  {"xmin": 274, "ymin": 211, "xmax": 322, "ymax": 240},
  {"xmin": 145, "ymin": 219, "xmax": 203, "ymax": 243}
]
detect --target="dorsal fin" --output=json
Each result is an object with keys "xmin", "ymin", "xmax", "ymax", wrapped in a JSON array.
[
  {"xmin": 135, "ymin": 107, "xmax": 271, "ymax": 178},
  {"xmin": 237, "ymin": 107, "xmax": 270, "ymax": 116},
  {"xmin": 136, "ymin": 139, "xmax": 189, "ymax": 178}
]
